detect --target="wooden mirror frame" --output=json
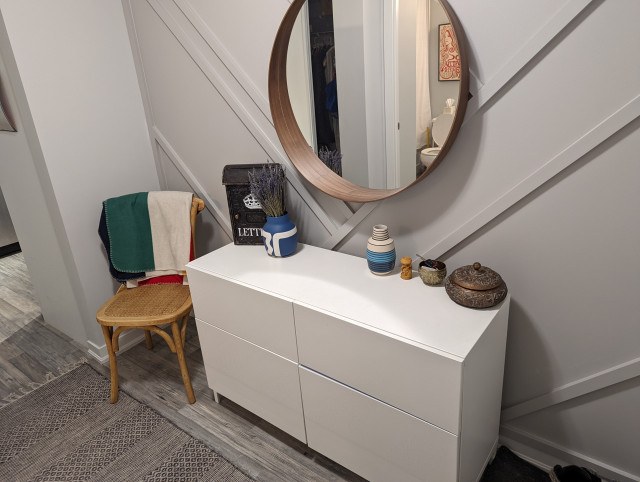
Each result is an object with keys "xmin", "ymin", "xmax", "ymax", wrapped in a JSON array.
[{"xmin": 269, "ymin": 0, "xmax": 469, "ymax": 203}]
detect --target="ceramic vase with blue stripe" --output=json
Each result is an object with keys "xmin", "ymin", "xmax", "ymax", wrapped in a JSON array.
[
  {"xmin": 262, "ymin": 212, "xmax": 298, "ymax": 257},
  {"xmin": 366, "ymin": 225, "xmax": 396, "ymax": 275}
]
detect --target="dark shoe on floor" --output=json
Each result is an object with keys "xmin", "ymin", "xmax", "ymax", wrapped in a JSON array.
[{"xmin": 549, "ymin": 464, "xmax": 601, "ymax": 482}]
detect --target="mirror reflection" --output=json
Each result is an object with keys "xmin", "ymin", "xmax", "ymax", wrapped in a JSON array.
[{"xmin": 287, "ymin": 0, "xmax": 461, "ymax": 190}]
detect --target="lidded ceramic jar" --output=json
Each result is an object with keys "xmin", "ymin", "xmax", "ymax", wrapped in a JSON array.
[
  {"xmin": 366, "ymin": 225, "xmax": 396, "ymax": 275},
  {"xmin": 444, "ymin": 262, "xmax": 508, "ymax": 309}
]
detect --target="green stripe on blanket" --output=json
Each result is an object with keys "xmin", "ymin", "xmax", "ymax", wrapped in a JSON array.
[{"xmin": 104, "ymin": 192, "xmax": 155, "ymax": 272}]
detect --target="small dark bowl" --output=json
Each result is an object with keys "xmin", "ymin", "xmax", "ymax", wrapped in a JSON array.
[{"xmin": 419, "ymin": 259, "xmax": 447, "ymax": 286}]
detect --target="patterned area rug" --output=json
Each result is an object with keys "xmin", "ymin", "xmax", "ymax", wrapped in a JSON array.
[{"xmin": 0, "ymin": 364, "xmax": 251, "ymax": 481}]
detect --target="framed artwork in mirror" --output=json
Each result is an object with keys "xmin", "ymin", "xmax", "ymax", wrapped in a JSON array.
[{"xmin": 438, "ymin": 23, "xmax": 461, "ymax": 81}]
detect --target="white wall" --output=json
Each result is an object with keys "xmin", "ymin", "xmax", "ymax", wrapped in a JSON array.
[
  {"xmin": 0, "ymin": 1, "xmax": 159, "ymax": 353},
  {"xmin": 122, "ymin": 0, "xmax": 640, "ymax": 479},
  {"xmin": 0, "ymin": 34, "xmax": 88, "ymax": 344}
]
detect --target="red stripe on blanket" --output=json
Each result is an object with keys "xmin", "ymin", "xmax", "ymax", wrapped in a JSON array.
[{"xmin": 137, "ymin": 235, "xmax": 194, "ymax": 286}]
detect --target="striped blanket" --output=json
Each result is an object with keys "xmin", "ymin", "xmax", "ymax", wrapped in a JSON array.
[{"xmin": 99, "ymin": 192, "xmax": 193, "ymax": 285}]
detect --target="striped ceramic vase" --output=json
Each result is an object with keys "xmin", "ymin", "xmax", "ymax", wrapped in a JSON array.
[{"xmin": 366, "ymin": 225, "xmax": 396, "ymax": 275}]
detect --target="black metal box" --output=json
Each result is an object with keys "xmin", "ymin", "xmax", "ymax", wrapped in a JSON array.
[{"xmin": 222, "ymin": 164, "xmax": 268, "ymax": 245}]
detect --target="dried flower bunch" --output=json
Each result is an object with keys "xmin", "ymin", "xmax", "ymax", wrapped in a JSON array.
[
  {"xmin": 248, "ymin": 163, "xmax": 286, "ymax": 217},
  {"xmin": 318, "ymin": 147, "xmax": 342, "ymax": 176}
]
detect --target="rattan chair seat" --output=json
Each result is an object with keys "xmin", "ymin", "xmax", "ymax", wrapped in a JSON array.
[{"xmin": 102, "ymin": 284, "xmax": 190, "ymax": 319}]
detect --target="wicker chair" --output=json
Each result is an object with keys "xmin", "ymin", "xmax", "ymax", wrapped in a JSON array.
[{"xmin": 96, "ymin": 196, "xmax": 205, "ymax": 404}]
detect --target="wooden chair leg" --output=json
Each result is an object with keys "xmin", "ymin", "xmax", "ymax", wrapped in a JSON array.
[
  {"xmin": 171, "ymin": 321, "xmax": 195, "ymax": 404},
  {"xmin": 180, "ymin": 315, "xmax": 189, "ymax": 349},
  {"xmin": 144, "ymin": 330, "xmax": 154, "ymax": 350},
  {"xmin": 101, "ymin": 325, "xmax": 119, "ymax": 403}
]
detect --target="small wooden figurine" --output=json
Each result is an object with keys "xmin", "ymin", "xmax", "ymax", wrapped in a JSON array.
[{"xmin": 400, "ymin": 256, "xmax": 413, "ymax": 280}]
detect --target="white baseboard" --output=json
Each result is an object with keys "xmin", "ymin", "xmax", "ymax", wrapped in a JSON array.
[
  {"xmin": 87, "ymin": 330, "xmax": 144, "ymax": 364},
  {"xmin": 499, "ymin": 433, "xmax": 556, "ymax": 472},
  {"xmin": 500, "ymin": 425, "xmax": 640, "ymax": 482}
]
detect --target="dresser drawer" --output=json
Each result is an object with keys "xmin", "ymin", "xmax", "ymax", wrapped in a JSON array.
[
  {"xmin": 196, "ymin": 320, "xmax": 306, "ymax": 442},
  {"xmin": 295, "ymin": 303, "xmax": 462, "ymax": 434},
  {"xmin": 188, "ymin": 268, "xmax": 297, "ymax": 361},
  {"xmin": 300, "ymin": 367, "xmax": 458, "ymax": 482}
]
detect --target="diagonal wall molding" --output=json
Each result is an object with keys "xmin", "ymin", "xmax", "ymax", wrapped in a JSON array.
[
  {"xmin": 122, "ymin": 0, "xmax": 168, "ymax": 190},
  {"xmin": 420, "ymin": 94, "xmax": 640, "ymax": 261},
  {"xmin": 153, "ymin": 127, "xmax": 233, "ymax": 236},
  {"xmin": 463, "ymin": 0, "xmax": 594, "ymax": 122},
  {"xmin": 144, "ymin": 0, "xmax": 347, "ymax": 235},
  {"xmin": 321, "ymin": 202, "xmax": 379, "ymax": 249},
  {"xmin": 330, "ymin": 0, "xmax": 598, "ymax": 247},
  {"xmin": 501, "ymin": 356, "xmax": 640, "ymax": 423},
  {"xmin": 122, "ymin": 2, "xmax": 640, "ymax": 478},
  {"xmin": 172, "ymin": 0, "xmax": 271, "ymax": 124},
  {"xmin": 127, "ymin": 0, "xmax": 608, "ymax": 257},
  {"xmin": 171, "ymin": 0, "xmax": 359, "ymax": 224}
]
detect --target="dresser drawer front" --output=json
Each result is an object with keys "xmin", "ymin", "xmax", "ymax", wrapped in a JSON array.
[
  {"xmin": 188, "ymin": 268, "xmax": 297, "ymax": 361},
  {"xmin": 300, "ymin": 368, "xmax": 458, "ymax": 482},
  {"xmin": 295, "ymin": 304, "xmax": 462, "ymax": 433},
  {"xmin": 196, "ymin": 320, "xmax": 306, "ymax": 442}
]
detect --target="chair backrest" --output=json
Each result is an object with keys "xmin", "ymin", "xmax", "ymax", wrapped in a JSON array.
[{"xmin": 190, "ymin": 197, "xmax": 205, "ymax": 257}]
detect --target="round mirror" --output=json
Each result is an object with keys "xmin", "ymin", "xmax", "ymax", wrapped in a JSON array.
[{"xmin": 269, "ymin": 0, "xmax": 468, "ymax": 202}]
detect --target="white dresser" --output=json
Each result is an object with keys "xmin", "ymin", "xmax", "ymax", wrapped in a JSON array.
[{"xmin": 187, "ymin": 243, "xmax": 509, "ymax": 482}]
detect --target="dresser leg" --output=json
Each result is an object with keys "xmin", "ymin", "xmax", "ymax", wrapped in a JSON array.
[{"xmin": 213, "ymin": 390, "xmax": 220, "ymax": 403}]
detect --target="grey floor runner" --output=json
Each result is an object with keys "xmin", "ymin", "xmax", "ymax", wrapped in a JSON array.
[{"xmin": 0, "ymin": 364, "xmax": 251, "ymax": 482}]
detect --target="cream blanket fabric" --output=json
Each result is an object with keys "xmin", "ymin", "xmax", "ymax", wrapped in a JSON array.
[
  {"xmin": 125, "ymin": 191, "xmax": 193, "ymax": 288},
  {"xmin": 148, "ymin": 191, "xmax": 193, "ymax": 271}
]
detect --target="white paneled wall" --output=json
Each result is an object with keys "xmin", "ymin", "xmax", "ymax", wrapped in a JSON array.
[
  {"xmin": 452, "ymin": 0, "xmax": 568, "ymax": 83},
  {"xmin": 123, "ymin": 0, "xmax": 640, "ymax": 479},
  {"xmin": 186, "ymin": 0, "xmax": 289, "ymax": 101}
]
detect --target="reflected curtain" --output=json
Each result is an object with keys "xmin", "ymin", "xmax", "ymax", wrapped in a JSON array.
[{"xmin": 415, "ymin": 0, "xmax": 431, "ymax": 148}]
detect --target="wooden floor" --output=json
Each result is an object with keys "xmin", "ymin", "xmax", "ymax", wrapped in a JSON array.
[{"xmin": 0, "ymin": 252, "xmax": 363, "ymax": 481}]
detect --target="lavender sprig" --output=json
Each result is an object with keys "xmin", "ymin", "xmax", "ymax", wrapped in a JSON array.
[
  {"xmin": 318, "ymin": 147, "xmax": 342, "ymax": 176},
  {"xmin": 248, "ymin": 164, "xmax": 287, "ymax": 217}
]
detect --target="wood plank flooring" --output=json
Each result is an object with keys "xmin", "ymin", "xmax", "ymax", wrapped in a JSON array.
[
  {"xmin": 0, "ymin": 253, "xmax": 41, "ymax": 344},
  {"xmin": 0, "ymin": 253, "xmax": 363, "ymax": 481}
]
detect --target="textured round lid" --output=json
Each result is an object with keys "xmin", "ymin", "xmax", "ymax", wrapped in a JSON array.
[
  {"xmin": 449, "ymin": 262, "xmax": 503, "ymax": 291},
  {"xmin": 432, "ymin": 113, "xmax": 454, "ymax": 146}
]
